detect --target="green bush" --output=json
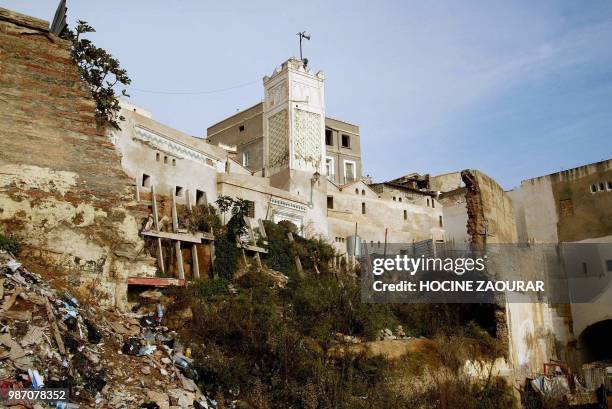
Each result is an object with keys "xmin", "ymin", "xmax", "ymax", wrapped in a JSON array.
[
  {"xmin": 213, "ymin": 233, "xmax": 240, "ymax": 281},
  {"xmin": 0, "ymin": 234, "xmax": 20, "ymax": 254}
]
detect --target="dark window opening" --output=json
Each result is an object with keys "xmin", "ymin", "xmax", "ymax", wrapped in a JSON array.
[
  {"xmin": 361, "ymin": 202, "xmax": 366, "ymax": 214},
  {"xmin": 404, "ymin": 210, "xmax": 407, "ymax": 220},
  {"xmin": 355, "ymin": 188, "xmax": 359, "ymax": 194},
  {"xmin": 196, "ymin": 190, "xmax": 206, "ymax": 205},
  {"xmin": 607, "ymin": 181, "xmax": 612, "ymax": 190},
  {"xmin": 599, "ymin": 182, "xmax": 605, "ymax": 191},
  {"xmin": 172, "ymin": 158, "xmax": 176, "ymax": 166},
  {"xmin": 393, "ymin": 196, "xmax": 396, "ymax": 201},
  {"xmin": 175, "ymin": 186, "xmax": 184, "ymax": 197},
  {"xmin": 245, "ymin": 200, "xmax": 255, "ymax": 218},
  {"xmin": 427, "ymin": 198, "xmax": 430, "ymax": 207},
  {"xmin": 327, "ymin": 196, "xmax": 334, "ymax": 209},
  {"xmin": 398, "ymin": 197, "xmax": 402, "ymax": 202},
  {"xmin": 164, "ymin": 156, "xmax": 168, "ymax": 164},
  {"xmin": 439, "ymin": 215, "xmax": 443, "ymax": 227},
  {"xmin": 582, "ymin": 262, "xmax": 588, "ymax": 275},
  {"xmin": 325, "ymin": 129, "xmax": 333, "ymax": 146},
  {"xmin": 606, "ymin": 260, "xmax": 612, "ymax": 272},
  {"xmin": 432, "ymin": 199, "xmax": 435, "ymax": 208},
  {"xmin": 362, "ymin": 189, "xmax": 365, "ymax": 196},
  {"xmin": 341, "ymin": 134, "xmax": 350, "ymax": 148},
  {"xmin": 142, "ymin": 174, "xmax": 150, "ymax": 188},
  {"xmin": 239, "ymin": 125, "xmax": 245, "ymax": 132},
  {"xmin": 591, "ymin": 184, "xmax": 597, "ymax": 193},
  {"xmin": 156, "ymin": 153, "xmax": 160, "ymax": 162}
]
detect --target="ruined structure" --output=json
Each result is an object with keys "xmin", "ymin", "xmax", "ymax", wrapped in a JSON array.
[{"xmin": 0, "ymin": 8, "xmax": 155, "ymax": 307}]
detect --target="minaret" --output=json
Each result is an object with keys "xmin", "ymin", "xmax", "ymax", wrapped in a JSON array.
[{"xmin": 262, "ymin": 58, "xmax": 328, "ymax": 236}]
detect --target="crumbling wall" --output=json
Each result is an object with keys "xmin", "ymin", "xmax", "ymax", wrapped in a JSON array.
[
  {"xmin": 0, "ymin": 8, "xmax": 156, "ymax": 308},
  {"xmin": 461, "ymin": 169, "xmax": 517, "ymax": 245}
]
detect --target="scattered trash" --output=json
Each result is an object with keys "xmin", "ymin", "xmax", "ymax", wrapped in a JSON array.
[{"xmin": 0, "ymin": 252, "xmax": 217, "ymax": 408}]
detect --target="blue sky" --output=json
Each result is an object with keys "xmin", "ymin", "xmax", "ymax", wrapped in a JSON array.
[{"xmin": 3, "ymin": 1, "xmax": 611, "ymax": 189}]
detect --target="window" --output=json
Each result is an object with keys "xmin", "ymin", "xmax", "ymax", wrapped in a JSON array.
[
  {"xmin": 242, "ymin": 151, "xmax": 250, "ymax": 167},
  {"xmin": 432, "ymin": 199, "xmax": 435, "ymax": 208},
  {"xmin": 156, "ymin": 153, "xmax": 160, "ymax": 162},
  {"xmin": 427, "ymin": 198, "xmax": 430, "ymax": 207},
  {"xmin": 398, "ymin": 197, "xmax": 402, "ymax": 202},
  {"xmin": 361, "ymin": 202, "xmax": 366, "ymax": 214},
  {"xmin": 239, "ymin": 125, "xmax": 245, "ymax": 132},
  {"xmin": 341, "ymin": 134, "xmax": 350, "ymax": 148},
  {"xmin": 403, "ymin": 210, "xmax": 407, "ymax": 220},
  {"xmin": 196, "ymin": 190, "xmax": 207, "ymax": 205},
  {"xmin": 362, "ymin": 189, "xmax": 365, "ymax": 196},
  {"xmin": 591, "ymin": 184, "xmax": 597, "ymax": 193},
  {"xmin": 606, "ymin": 260, "xmax": 612, "ymax": 272},
  {"xmin": 172, "ymin": 158, "xmax": 176, "ymax": 166},
  {"xmin": 242, "ymin": 200, "xmax": 255, "ymax": 218},
  {"xmin": 393, "ymin": 196, "xmax": 396, "ymax": 201},
  {"xmin": 344, "ymin": 160, "xmax": 356, "ymax": 183},
  {"xmin": 325, "ymin": 129, "xmax": 333, "ymax": 146},
  {"xmin": 608, "ymin": 181, "xmax": 612, "ymax": 190},
  {"xmin": 439, "ymin": 216, "xmax": 443, "ymax": 227},
  {"xmin": 164, "ymin": 156, "xmax": 168, "ymax": 164},
  {"xmin": 175, "ymin": 186, "xmax": 184, "ymax": 197},
  {"xmin": 325, "ymin": 157, "xmax": 334, "ymax": 179},
  {"xmin": 599, "ymin": 182, "xmax": 605, "ymax": 191},
  {"xmin": 582, "ymin": 262, "xmax": 588, "ymax": 275},
  {"xmin": 327, "ymin": 196, "xmax": 334, "ymax": 209},
  {"xmin": 142, "ymin": 174, "xmax": 151, "ymax": 188}
]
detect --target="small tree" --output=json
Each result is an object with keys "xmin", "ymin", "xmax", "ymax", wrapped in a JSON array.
[{"xmin": 62, "ymin": 21, "xmax": 131, "ymax": 129}]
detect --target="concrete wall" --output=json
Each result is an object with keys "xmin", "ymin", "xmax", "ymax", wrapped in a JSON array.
[
  {"xmin": 0, "ymin": 9, "xmax": 156, "ymax": 307},
  {"xmin": 430, "ymin": 172, "xmax": 463, "ymax": 193},
  {"xmin": 325, "ymin": 117, "xmax": 362, "ymax": 184},
  {"xmin": 326, "ymin": 180, "xmax": 444, "ymax": 254},
  {"xmin": 112, "ymin": 108, "xmax": 224, "ymax": 207}
]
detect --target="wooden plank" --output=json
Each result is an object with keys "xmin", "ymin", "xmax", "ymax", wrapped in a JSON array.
[
  {"xmin": 151, "ymin": 186, "xmax": 165, "ymax": 274},
  {"xmin": 287, "ymin": 232, "xmax": 303, "ymax": 275},
  {"xmin": 257, "ymin": 219, "xmax": 268, "ymax": 240},
  {"xmin": 142, "ymin": 230, "xmax": 213, "ymax": 243},
  {"xmin": 185, "ymin": 189, "xmax": 192, "ymax": 211},
  {"xmin": 236, "ymin": 243, "xmax": 268, "ymax": 254},
  {"xmin": 171, "ymin": 189, "xmax": 185, "ymax": 280},
  {"xmin": 44, "ymin": 298, "xmax": 65, "ymax": 355},
  {"xmin": 192, "ymin": 244, "xmax": 200, "ymax": 279},
  {"xmin": 127, "ymin": 277, "xmax": 185, "ymax": 287},
  {"xmin": 135, "ymin": 178, "xmax": 140, "ymax": 201}
]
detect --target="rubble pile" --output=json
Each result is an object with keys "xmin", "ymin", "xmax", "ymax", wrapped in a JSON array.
[{"xmin": 0, "ymin": 251, "xmax": 216, "ymax": 409}]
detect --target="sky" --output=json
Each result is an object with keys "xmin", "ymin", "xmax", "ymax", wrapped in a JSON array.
[{"xmin": 3, "ymin": 1, "xmax": 612, "ymax": 189}]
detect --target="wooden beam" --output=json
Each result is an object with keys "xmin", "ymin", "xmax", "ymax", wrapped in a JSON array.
[
  {"xmin": 192, "ymin": 244, "xmax": 200, "ymax": 279},
  {"xmin": 171, "ymin": 189, "xmax": 184, "ymax": 280},
  {"xmin": 287, "ymin": 232, "xmax": 303, "ymax": 275},
  {"xmin": 151, "ymin": 185, "xmax": 164, "ymax": 274},
  {"xmin": 142, "ymin": 230, "xmax": 213, "ymax": 243},
  {"xmin": 127, "ymin": 277, "xmax": 185, "ymax": 287}
]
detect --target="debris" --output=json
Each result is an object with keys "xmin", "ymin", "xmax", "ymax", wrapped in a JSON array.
[
  {"xmin": 28, "ymin": 368, "xmax": 44, "ymax": 388},
  {"xmin": 140, "ymin": 290, "xmax": 163, "ymax": 301},
  {"xmin": 0, "ymin": 254, "xmax": 213, "ymax": 408}
]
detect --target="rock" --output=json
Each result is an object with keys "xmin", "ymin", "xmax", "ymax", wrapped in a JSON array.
[
  {"xmin": 146, "ymin": 390, "xmax": 170, "ymax": 409},
  {"xmin": 168, "ymin": 388, "xmax": 195, "ymax": 407},
  {"xmin": 141, "ymin": 366, "xmax": 151, "ymax": 375},
  {"xmin": 140, "ymin": 290, "xmax": 163, "ymax": 301}
]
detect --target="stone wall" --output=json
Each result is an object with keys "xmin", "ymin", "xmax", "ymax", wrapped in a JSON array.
[{"xmin": 0, "ymin": 8, "xmax": 156, "ymax": 308}]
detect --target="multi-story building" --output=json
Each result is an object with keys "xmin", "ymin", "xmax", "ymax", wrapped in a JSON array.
[{"xmin": 206, "ymin": 102, "xmax": 363, "ymax": 185}]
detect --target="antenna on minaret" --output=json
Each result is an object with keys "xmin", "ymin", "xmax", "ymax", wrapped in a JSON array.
[{"xmin": 297, "ymin": 31, "xmax": 311, "ymax": 66}]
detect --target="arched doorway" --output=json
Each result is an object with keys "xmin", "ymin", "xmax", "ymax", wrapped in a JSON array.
[{"xmin": 578, "ymin": 319, "xmax": 612, "ymax": 363}]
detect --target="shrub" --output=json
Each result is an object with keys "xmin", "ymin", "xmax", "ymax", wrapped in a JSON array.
[
  {"xmin": 179, "ymin": 204, "xmax": 221, "ymax": 233},
  {"xmin": 0, "ymin": 234, "xmax": 20, "ymax": 254}
]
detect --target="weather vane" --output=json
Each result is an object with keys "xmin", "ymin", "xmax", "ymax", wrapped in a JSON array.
[{"xmin": 297, "ymin": 31, "xmax": 311, "ymax": 65}]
